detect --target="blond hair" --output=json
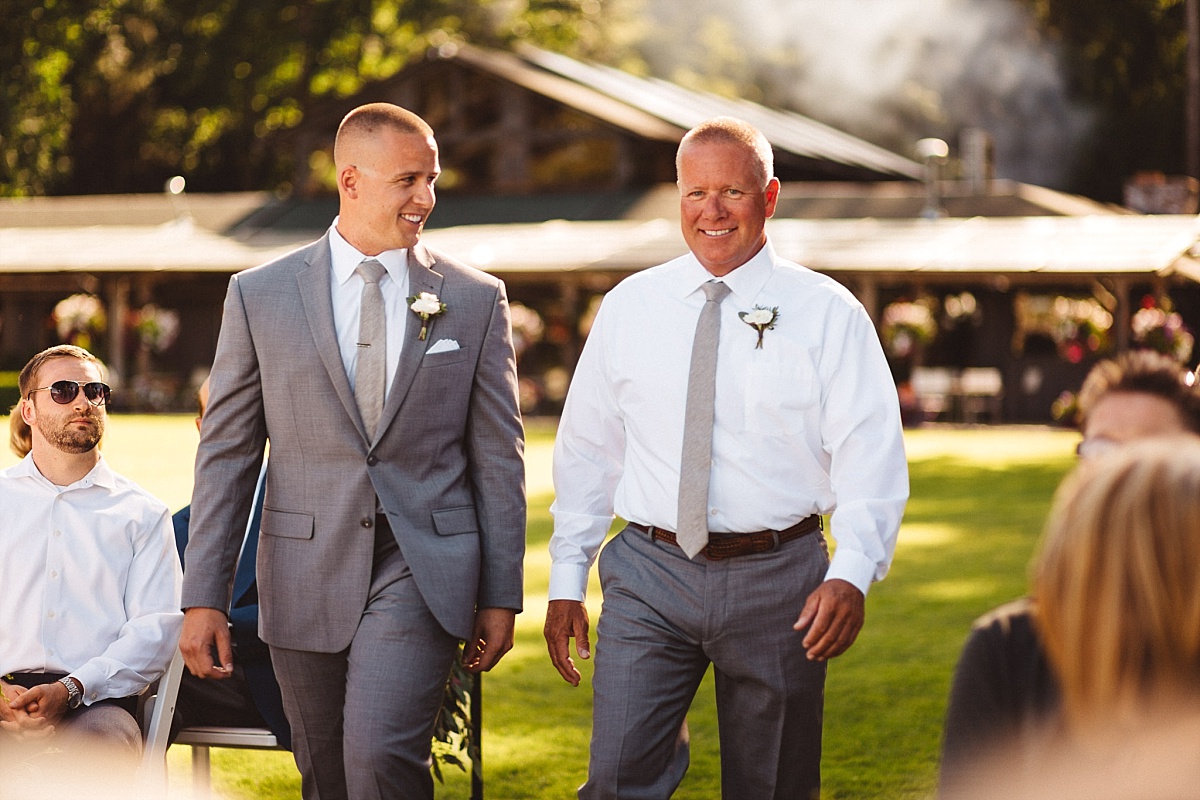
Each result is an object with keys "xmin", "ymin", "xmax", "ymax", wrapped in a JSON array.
[
  {"xmin": 9, "ymin": 406, "xmax": 31, "ymax": 457},
  {"xmin": 676, "ymin": 116, "xmax": 774, "ymax": 188},
  {"xmin": 18, "ymin": 344, "xmax": 105, "ymax": 399},
  {"xmin": 1034, "ymin": 438, "xmax": 1200, "ymax": 729}
]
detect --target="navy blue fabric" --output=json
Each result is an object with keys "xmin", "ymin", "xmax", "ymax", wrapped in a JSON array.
[{"xmin": 174, "ymin": 472, "xmax": 292, "ymax": 750}]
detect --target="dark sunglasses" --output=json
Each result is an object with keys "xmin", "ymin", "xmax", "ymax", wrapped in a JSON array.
[{"xmin": 27, "ymin": 380, "xmax": 112, "ymax": 407}]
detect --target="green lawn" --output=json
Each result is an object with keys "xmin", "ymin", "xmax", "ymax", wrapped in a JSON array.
[{"xmin": 0, "ymin": 418, "xmax": 1079, "ymax": 799}]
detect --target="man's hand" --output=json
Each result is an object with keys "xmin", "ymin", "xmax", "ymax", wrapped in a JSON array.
[
  {"xmin": 544, "ymin": 599, "xmax": 590, "ymax": 687},
  {"xmin": 180, "ymin": 606, "xmax": 235, "ymax": 679},
  {"xmin": 2, "ymin": 683, "xmax": 59, "ymax": 739},
  {"xmin": 9, "ymin": 681, "xmax": 69, "ymax": 724},
  {"xmin": 463, "ymin": 608, "xmax": 516, "ymax": 673},
  {"xmin": 793, "ymin": 578, "xmax": 865, "ymax": 661}
]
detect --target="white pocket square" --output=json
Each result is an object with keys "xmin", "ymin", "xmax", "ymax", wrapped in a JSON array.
[{"xmin": 426, "ymin": 338, "xmax": 460, "ymax": 354}]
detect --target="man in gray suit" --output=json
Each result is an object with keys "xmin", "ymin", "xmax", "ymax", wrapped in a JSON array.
[
  {"xmin": 545, "ymin": 117, "xmax": 908, "ymax": 799},
  {"xmin": 179, "ymin": 102, "xmax": 526, "ymax": 800}
]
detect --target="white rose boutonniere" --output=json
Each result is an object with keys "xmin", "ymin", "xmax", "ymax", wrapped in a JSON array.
[
  {"xmin": 409, "ymin": 292, "xmax": 447, "ymax": 341},
  {"xmin": 738, "ymin": 305, "xmax": 779, "ymax": 349}
]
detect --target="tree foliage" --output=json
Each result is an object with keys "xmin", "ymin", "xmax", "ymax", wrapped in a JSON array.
[
  {"xmin": 0, "ymin": 0, "xmax": 631, "ymax": 196},
  {"xmin": 1023, "ymin": 0, "xmax": 1190, "ymax": 199}
]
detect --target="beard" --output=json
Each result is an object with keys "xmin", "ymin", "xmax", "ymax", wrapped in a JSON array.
[{"xmin": 38, "ymin": 412, "xmax": 104, "ymax": 454}]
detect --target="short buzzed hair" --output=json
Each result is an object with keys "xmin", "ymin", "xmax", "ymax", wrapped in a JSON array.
[
  {"xmin": 1077, "ymin": 350, "xmax": 1200, "ymax": 432},
  {"xmin": 676, "ymin": 117, "xmax": 774, "ymax": 188},
  {"xmin": 333, "ymin": 103, "xmax": 434, "ymax": 167}
]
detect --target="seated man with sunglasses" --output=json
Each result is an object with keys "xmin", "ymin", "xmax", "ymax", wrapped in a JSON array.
[{"xmin": 0, "ymin": 344, "xmax": 182, "ymax": 774}]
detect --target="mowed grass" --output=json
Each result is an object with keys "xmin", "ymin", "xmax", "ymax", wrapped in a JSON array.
[{"xmin": 0, "ymin": 418, "xmax": 1079, "ymax": 799}]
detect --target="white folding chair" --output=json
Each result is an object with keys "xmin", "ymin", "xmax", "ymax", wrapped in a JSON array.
[
  {"xmin": 138, "ymin": 647, "xmax": 186, "ymax": 790},
  {"xmin": 173, "ymin": 724, "xmax": 283, "ymax": 797}
]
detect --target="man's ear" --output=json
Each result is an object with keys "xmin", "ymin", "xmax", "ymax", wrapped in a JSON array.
[
  {"xmin": 19, "ymin": 397, "xmax": 34, "ymax": 426},
  {"xmin": 339, "ymin": 166, "xmax": 359, "ymax": 199},
  {"xmin": 764, "ymin": 177, "xmax": 781, "ymax": 219}
]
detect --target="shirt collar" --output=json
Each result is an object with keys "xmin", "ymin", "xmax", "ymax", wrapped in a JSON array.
[
  {"xmin": 675, "ymin": 238, "xmax": 776, "ymax": 303},
  {"xmin": 328, "ymin": 218, "xmax": 408, "ymax": 286},
  {"xmin": 11, "ymin": 452, "xmax": 116, "ymax": 491}
]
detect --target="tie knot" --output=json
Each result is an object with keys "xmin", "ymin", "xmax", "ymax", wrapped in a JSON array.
[
  {"xmin": 357, "ymin": 259, "xmax": 387, "ymax": 284},
  {"xmin": 702, "ymin": 281, "xmax": 731, "ymax": 303}
]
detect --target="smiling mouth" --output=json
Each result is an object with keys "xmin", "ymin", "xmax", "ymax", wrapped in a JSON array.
[
  {"xmin": 401, "ymin": 214, "xmax": 424, "ymax": 224},
  {"xmin": 701, "ymin": 228, "xmax": 734, "ymax": 237}
]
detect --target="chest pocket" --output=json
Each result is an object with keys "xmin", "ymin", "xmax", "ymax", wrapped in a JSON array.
[{"xmin": 742, "ymin": 343, "xmax": 820, "ymax": 437}]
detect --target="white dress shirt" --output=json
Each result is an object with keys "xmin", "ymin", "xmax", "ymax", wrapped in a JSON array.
[
  {"xmin": 329, "ymin": 219, "xmax": 411, "ymax": 399},
  {"xmin": 549, "ymin": 240, "xmax": 909, "ymax": 602},
  {"xmin": 0, "ymin": 454, "xmax": 184, "ymax": 704}
]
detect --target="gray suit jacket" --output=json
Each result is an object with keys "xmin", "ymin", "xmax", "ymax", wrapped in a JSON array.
[{"xmin": 181, "ymin": 234, "xmax": 526, "ymax": 648}]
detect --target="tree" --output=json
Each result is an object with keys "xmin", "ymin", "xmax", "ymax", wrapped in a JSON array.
[
  {"xmin": 0, "ymin": 0, "xmax": 637, "ymax": 196},
  {"xmin": 1024, "ymin": 0, "xmax": 1189, "ymax": 200}
]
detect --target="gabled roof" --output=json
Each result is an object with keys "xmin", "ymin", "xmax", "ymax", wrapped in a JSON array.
[
  {"xmin": 335, "ymin": 44, "xmax": 923, "ymax": 182},
  {"xmin": 508, "ymin": 45, "xmax": 923, "ymax": 180},
  {"xmin": 416, "ymin": 215, "xmax": 1200, "ymax": 284}
]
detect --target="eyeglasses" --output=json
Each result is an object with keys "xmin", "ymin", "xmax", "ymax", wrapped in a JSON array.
[
  {"xmin": 27, "ymin": 380, "xmax": 112, "ymax": 407},
  {"xmin": 1076, "ymin": 436, "xmax": 1119, "ymax": 460}
]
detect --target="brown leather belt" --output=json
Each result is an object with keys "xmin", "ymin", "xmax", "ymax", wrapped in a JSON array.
[{"xmin": 629, "ymin": 514, "xmax": 822, "ymax": 560}]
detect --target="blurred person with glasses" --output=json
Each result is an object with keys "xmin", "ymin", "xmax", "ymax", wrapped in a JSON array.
[
  {"xmin": 938, "ymin": 349, "xmax": 1200, "ymax": 795},
  {"xmin": 0, "ymin": 344, "xmax": 182, "ymax": 778}
]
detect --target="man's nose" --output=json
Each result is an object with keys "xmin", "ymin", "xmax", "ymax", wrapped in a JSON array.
[
  {"xmin": 414, "ymin": 181, "xmax": 435, "ymax": 209},
  {"xmin": 702, "ymin": 193, "xmax": 726, "ymax": 217}
]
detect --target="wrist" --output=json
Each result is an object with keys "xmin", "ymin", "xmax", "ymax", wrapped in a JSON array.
[{"xmin": 58, "ymin": 676, "xmax": 83, "ymax": 710}]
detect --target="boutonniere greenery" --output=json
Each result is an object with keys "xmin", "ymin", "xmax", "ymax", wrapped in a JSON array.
[
  {"xmin": 739, "ymin": 305, "xmax": 779, "ymax": 349},
  {"xmin": 409, "ymin": 292, "xmax": 447, "ymax": 341}
]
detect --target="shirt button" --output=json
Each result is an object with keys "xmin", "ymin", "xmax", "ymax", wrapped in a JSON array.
[
  {"xmin": 710, "ymin": 509, "xmax": 719, "ymax": 516},
  {"xmin": 53, "ymin": 530, "xmax": 62, "ymax": 537},
  {"xmin": 367, "ymin": 455, "xmax": 378, "ymax": 466},
  {"xmin": 49, "ymin": 570, "xmax": 58, "ymax": 578},
  {"xmin": 90, "ymin": 692, "xmax": 98, "ymax": 700},
  {"xmin": 361, "ymin": 518, "xmax": 373, "ymax": 529},
  {"xmin": 47, "ymin": 610, "xmax": 55, "ymax": 619}
]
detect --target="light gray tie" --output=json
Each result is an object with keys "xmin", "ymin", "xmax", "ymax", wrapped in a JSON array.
[
  {"xmin": 676, "ymin": 280, "xmax": 731, "ymax": 558},
  {"xmin": 355, "ymin": 259, "xmax": 387, "ymax": 439}
]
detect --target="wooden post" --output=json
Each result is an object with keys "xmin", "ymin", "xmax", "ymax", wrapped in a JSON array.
[
  {"xmin": 106, "ymin": 277, "xmax": 130, "ymax": 389},
  {"xmin": 471, "ymin": 674, "xmax": 483, "ymax": 800},
  {"xmin": 1188, "ymin": 0, "xmax": 1200, "ymax": 178}
]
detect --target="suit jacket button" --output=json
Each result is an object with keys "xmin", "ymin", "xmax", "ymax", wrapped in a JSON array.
[
  {"xmin": 361, "ymin": 518, "xmax": 373, "ymax": 529},
  {"xmin": 367, "ymin": 455, "xmax": 378, "ymax": 466}
]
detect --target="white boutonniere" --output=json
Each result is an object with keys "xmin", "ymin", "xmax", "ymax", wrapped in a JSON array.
[
  {"xmin": 738, "ymin": 305, "xmax": 779, "ymax": 349},
  {"xmin": 408, "ymin": 292, "xmax": 447, "ymax": 341}
]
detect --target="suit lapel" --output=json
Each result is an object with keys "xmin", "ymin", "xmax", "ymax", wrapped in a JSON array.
[
  {"xmin": 298, "ymin": 234, "xmax": 369, "ymax": 440},
  {"xmin": 374, "ymin": 245, "xmax": 444, "ymax": 443}
]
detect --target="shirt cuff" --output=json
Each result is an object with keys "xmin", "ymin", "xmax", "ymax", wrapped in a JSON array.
[
  {"xmin": 824, "ymin": 548, "xmax": 879, "ymax": 597},
  {"xmin": 548, "ymin": 562, "xmax": 591, "ymax": 602},
  {"xmin": 70, "ymin": 664, "xmax": 106, "ymax": 706}
]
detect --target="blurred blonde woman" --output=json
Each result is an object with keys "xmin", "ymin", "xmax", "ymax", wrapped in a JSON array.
[
  {"xmin": 9, "ymin": 402, "xmax": 31, "ymax": 457},
  {"xmin": 948, "ymin": 438, "xmax": 1200, "ymax": 799},
  {"xmin": 1035, "ymin": 436, "xmax": 1200, "ymax": 729}
]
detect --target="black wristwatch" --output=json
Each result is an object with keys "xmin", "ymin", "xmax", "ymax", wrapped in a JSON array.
[{"xmin": 58, "ymin": 676, "xmax": 83, "ymax": 710}]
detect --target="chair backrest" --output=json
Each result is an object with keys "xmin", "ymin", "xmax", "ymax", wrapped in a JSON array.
[{"xmin": 138, "ymin": 647, "xmax": 185, "ymax": 785}]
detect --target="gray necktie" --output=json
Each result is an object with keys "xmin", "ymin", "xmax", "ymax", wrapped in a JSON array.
[
  {"xmin": 355, "ymin": 259, "xmax": 387, "ymax": 439},
  {"xmin": 676, "ymin": 280, "xmax": 731, "ymax": 558}
]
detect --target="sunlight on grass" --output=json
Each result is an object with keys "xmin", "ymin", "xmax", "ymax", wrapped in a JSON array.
[
  {"xmin": 913, "ymin": 577, "xmax": 1003, "ymax": 602},
  {"xmin": 903, "ymin": 425, "xmax": 1077, "ymax": 464},
  {"xmin": 899, "ymin": 522, "xmax": 964, "ymax": 548},
  {"xmin": 0, "ymin": 417, "xmax": 1080, "ymax": 799}
]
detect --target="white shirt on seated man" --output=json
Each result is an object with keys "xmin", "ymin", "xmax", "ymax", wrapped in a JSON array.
[{"xmin": 0, "ymin": 344, "xmax": 182, "ymax": 781}]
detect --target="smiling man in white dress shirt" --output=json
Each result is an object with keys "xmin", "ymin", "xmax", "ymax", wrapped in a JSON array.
[
  {"xmin": 0, "ymin": 344, "xmax": 182, "ymax": 770},
  {"xmin": 544, "ymin": 117, "xmax": 909, "ymax": 799}
]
